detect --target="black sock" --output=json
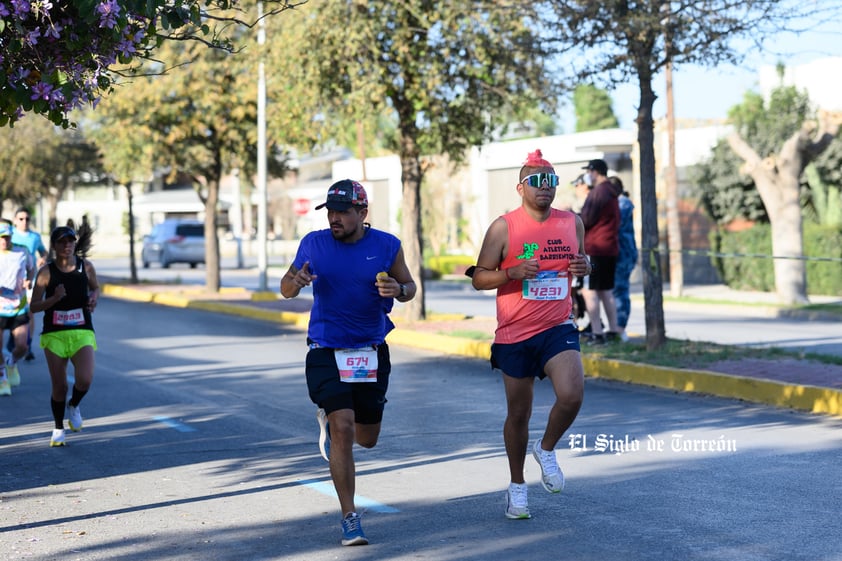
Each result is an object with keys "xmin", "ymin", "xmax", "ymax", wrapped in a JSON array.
[
  {"xmin": 51, "ymin": 399, "xmax": 65, "ymax": 429},
  {"xmin": 68, "ymin": 386, "xmax": 88, "ymax": 408}
]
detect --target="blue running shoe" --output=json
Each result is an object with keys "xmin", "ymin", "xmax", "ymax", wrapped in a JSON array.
[{"xmin": 340, "ymin": 512, "xmax": 368, "ymax": 546}]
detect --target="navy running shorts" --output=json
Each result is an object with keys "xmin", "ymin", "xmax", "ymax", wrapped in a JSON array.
[{"xmin": 490, "ymin": 323, "xmax": 580, "ymax": 379}]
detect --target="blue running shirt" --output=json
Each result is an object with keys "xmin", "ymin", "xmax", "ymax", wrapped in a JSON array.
[{"xmin": 293, "ymin": 227, "xmax": 401, "ymax": 348}]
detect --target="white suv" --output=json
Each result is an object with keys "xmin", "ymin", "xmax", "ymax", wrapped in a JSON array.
[{"xmin": 141, "ymin": 219, "xmax": 205, "ymax": 269}]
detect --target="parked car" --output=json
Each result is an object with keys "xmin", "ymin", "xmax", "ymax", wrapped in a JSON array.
[{"xmin": 141, "ymin": 219, "xmax": 205, "ymax": 269}]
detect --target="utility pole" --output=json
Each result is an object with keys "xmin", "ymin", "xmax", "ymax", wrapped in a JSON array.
[
  {"xmin": 664, "ymin": 27, "xmax": 683, "ymax": 297},
  {"xmin": 256, "ymin": 2, "xmax": 268, "ymax": 291}
]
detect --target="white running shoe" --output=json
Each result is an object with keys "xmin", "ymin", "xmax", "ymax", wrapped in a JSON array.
[
  {"xmin": 0, "ymin": 377, "xmax": 10, "ymax": 396},
  {"xmin": 67, "ymin": 405, "xmax": 83, "ymax": 432},
  {"xmin": 532, "ymin": 440, "xmax": 565, "ymax": 493},
  {"xmin": 50, "ymin": 429, "xmax": 66, "ymax": 447},
  {"xmin": 505, "ymin": 482, "xmax": 531, "ymax": 519},
  {"xmin": 6, "ymin": 362, "xmax": 20, "ymax": 387}
]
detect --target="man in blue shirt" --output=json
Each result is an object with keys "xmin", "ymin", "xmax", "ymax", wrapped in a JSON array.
[
  {"xmin": 280, "ymin": 180, "xmax": 416, "ymax": 547},
  {"xmin": 12, "ymin": 208, "xmax": 47, "ymax": 267}
]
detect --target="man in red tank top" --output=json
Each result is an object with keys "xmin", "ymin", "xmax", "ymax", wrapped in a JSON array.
[{"xmin": 472, "ymin": 149, "xmax": 591, "ymax": 520}]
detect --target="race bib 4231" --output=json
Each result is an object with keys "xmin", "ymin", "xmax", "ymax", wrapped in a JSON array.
[{"xmin": 522, "ymin": 271, "xmax": 569, "ymax": 301}]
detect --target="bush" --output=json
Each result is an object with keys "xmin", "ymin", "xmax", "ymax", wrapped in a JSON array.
[
  {"xmin": 425, "ymin": 254, "xmax": 476, "ymax": 277},
  {"xmin": 711, "ymin": 223, "xmax": 842, "ymax": 295},
  {"xmin": 804, "ymin": 223, "xmax": 842, "ymax": 295}
]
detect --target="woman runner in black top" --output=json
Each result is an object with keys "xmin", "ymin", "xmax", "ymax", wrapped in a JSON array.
[{"xmin": 30, "ymin": 222, "xmax": 99, "ymax": 447}]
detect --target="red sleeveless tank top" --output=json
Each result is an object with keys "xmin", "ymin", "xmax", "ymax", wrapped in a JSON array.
[{"xmin": 495, "ymin": 207, "xmax": 578, "ymax": 344}]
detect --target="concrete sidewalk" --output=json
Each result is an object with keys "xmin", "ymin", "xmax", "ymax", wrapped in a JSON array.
[{"xmin": 100, "ymin": 281, "xmax": 842, "ymax": 418}]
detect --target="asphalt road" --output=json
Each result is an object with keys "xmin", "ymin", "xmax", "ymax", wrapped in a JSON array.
[{"xmin": 2, "ymin": 298, "xmax": 841, "ymax": 560}]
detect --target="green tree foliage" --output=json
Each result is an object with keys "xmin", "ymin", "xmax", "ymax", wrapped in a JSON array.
[
  {"xmin": 690, "ymin": 139, "xmax": 767, "ymax": 226},
  {"xmin": 729, "ymin": 85, "xmax": 812, "ymax": 156},
  {"xmin": 540, "ymin": 0, "xmax": 835, "ymax": 348},
  {"xmin": 573, "ymin": 84, "xmax": 619, "ymax": 132},
  {"xmin": 0, "ymin": 117, "xmax": 59, "ymax": 205},
  {"xmin": 86, "ymin": 109, "xmax": 156, "ymax": 284},
  {"xmin": 0, "ymin": 118, "xmax": 103, "ymax": 227},
  {"xmin": 267, "ymin": 1, "xmax": 559, "ymax": 320},
  {"xmin": 92, "ymin": 31, "xmax": 275, "ymax": 292},
  {"xmin": 727, "ymin": 80, "xmax": 841, "ymax": 304},
  {"xmin": 693, "ymin": 84, "xmax": 842, "ymax": 227},
  {"xmin": 804, "ymin": 137, "xmax": 842, "ymax": 226}
]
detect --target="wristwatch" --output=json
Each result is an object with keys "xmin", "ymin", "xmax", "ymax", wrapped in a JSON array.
[{"xmin": 399, "ymin": 283, "xmax": 407, "ymax": 298}]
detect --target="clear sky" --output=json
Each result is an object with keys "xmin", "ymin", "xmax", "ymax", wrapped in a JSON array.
[{"xmin": 569, "ymin": 17, "xmax": 842, "ymax": 130}]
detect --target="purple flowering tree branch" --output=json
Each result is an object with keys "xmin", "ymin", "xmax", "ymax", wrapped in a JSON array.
[{"xmin": 0, "ymin": 0, "xmax": 305, "ymax": 128}]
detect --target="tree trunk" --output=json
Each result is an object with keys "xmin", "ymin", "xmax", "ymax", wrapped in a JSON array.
[
  {"xmin": 398, "ymin": 133, "xmax": 425, "ymax": 321},
  {"xmin": 126, "ymin": 183, "xmax": 139, "ymax": 284},
  {"xmin": 636, "ymin": 70, "xmax": 666, "ymax": 350},
  {"xmin": 204, "ymin": 168, "xmax": 221, "ymax": 293},
  {"xmin": 768, "ymin": 183, "xmax": 806, "ymax": 305},
  {"xmin": 749, "ymin": 146, "xmax": 807, "ymax": 305}
]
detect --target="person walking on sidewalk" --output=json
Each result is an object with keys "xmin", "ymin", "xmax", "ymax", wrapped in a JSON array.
[
  {"xmin": 280, "ymin": 179, "xmax": 416, "ymax": 546},
  {"xmin": 471, "ymin": 149, "xmax": 590, "ymax": 520},
  {"xmin": 580, "ymin": 158, "xmax": 622, "ymax": 344},
  {"xmin": 30, "ymin": 223, "xmax": 100, "ymax": 447},
  {"xmin": 608, "ymin": 176, "xmax": 638, "ymax": 340},
  {"xmin": 0, "ymin": 221, "xmax": 33, "ymax": 396}
]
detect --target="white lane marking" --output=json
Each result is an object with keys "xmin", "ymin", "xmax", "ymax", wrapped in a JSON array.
[
  {"xmin": 153, "ymin": 415, "xmax": 197, "ymax": 432},
  {"xmin": 300, "ymin": 479, "xmax": 400, "ymax": 513}
]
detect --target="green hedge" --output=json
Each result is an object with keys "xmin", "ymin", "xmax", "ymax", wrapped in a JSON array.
[
  {"xmin": 710, "ymin": 223, "xmax": 842, "ymax": 295},
  {"xmin": 425, "ymin": 254, "xmax": 476, "ymax": 276}
]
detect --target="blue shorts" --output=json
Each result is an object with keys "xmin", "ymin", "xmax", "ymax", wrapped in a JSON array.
[
  {"xmin": 305, "ymin": 343, "xmax": 391, "ymax": 424},
  {"xmin": 491, "ymin": 323, "xmax": 580, "ymax": 379}
]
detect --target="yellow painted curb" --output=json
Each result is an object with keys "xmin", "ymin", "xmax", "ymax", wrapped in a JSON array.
[
  {"xmin": 186, "ymin": 300, "xmax": 310, "ymax": 328},
  {"xmin": 583, "ymin": 357, "xmax": 842, "ymax": 417},
  {"xmin": 101, "ymin": 284, "xmax": 154, "ymax": 302},
  {"xmin": 151, "ymin": 292, "xmax": 192, "ymax": 307},
  {"xmin": 387, "ymin": 328, "xmax": 491, "ymax": 359},
  {"xmin": 251, "ymin": 291, "xmax": 279, "ymax": 302}
]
